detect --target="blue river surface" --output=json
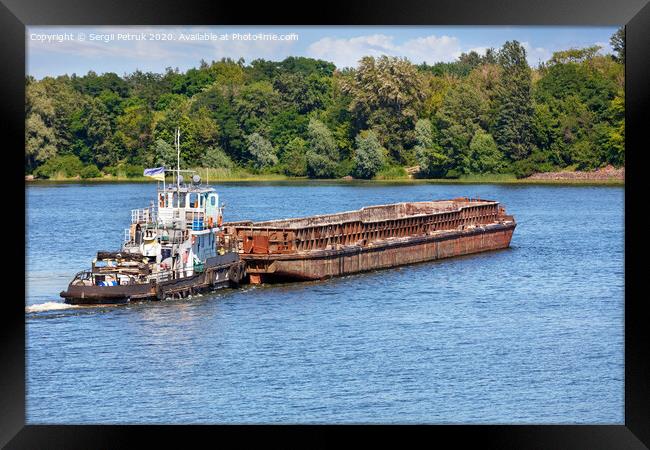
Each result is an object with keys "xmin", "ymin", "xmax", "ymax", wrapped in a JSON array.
[{"xmin": 25, "ymin": 181, "xmax": 624, "ymax": 424}]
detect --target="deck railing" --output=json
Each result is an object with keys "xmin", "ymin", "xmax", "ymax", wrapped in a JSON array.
[{"xmin": 131, "ymin": 207, "xmax": 157, "ymax": 224}]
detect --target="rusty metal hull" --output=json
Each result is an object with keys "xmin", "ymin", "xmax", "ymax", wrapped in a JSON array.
[
  {"xmin": 228, "ymin": 198, "xmax": 516, "ymax": 284},
  {"xmin": 241, "ymin": 222, "xmax": 516, "ymax": 283}
]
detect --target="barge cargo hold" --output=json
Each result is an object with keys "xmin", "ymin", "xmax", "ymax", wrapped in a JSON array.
[{"xmin": 225, "ymin": 198, "xmax": 516, "ymax": 284}]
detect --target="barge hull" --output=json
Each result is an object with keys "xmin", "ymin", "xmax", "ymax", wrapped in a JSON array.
[{"xmin": 242, "ymin": 222, "xmax": 515, "ymax": 283}]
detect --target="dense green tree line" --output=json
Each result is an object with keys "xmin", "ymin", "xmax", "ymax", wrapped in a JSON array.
[{"xmin": 26, "ymin": 30, "xmax": 624, "ymax": 179}]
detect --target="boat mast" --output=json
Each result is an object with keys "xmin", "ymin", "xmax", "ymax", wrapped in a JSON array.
[
  {"xmin": 176, "ymin": 127, "xmax": 181, "ymax": 211},
  {"xmin": 176, "ymin": 128, "xmax": 180, "ymax": 189},
  {"xmin": 174, "ymin": 127, "xmax": 181, "ymax": 279}
]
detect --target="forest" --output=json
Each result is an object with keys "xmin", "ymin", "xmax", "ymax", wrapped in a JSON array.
[{"xmin": 25, "ymin": 29, "xmax": 625, "ymax": 180}]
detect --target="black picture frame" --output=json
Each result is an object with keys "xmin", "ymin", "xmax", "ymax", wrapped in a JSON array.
[{"xmin": 3, "ymin": 0, "xmax": 648, "ymax": 447}]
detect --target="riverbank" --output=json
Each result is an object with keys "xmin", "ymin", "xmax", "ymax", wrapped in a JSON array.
[
  {"xmin": 524, "ymin": 165, "xmax": 624, "ymax": 182},
  {"xmin": 25, "ymin": 167, "xmax": 624, "ymax": 186},
  {"xmin": 24, "ymin": 169, "xmax": 293, "ymax": 183}
]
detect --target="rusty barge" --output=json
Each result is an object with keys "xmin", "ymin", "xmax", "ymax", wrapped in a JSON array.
[{"xmin": 225, "ymin": 197, "xmax": 516, "ymax": 284}]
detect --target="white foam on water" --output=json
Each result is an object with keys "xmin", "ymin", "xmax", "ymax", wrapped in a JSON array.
[{"xmin": 26, "ymin": 302, "xmax": 80, "ymax": 313}]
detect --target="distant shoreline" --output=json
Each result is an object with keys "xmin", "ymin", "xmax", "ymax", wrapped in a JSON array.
[{"xmin": 25, "ymin": 172, "xmax": 624, "ymax": 186}]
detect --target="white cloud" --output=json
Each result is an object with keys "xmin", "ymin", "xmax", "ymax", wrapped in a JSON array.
[
  {"xmin": 521, "ymin": 40, "xmax": 615, "ymax": 66},
  {"xmin": 521, "ymin": 41, "xmax": 552, "ymax": 66},
  {"xmin": 306, "ymin": 34, "xmax": 563, "ymax": 69},
  {"xmin": 307, "ymin": 34, "xmax": 462, "ymax": 68},
  {"xmin": 466, "ymin": 46, "xmax": 489, "ymax": 56},
  {"xmin": 594, "ymin": 41, "xmax": 614, "ymax": 55}
]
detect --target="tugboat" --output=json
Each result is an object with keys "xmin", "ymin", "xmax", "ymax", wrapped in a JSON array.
[{"xmin": 60, "ymin": 131, "xmax": 246, "ymax": 305}]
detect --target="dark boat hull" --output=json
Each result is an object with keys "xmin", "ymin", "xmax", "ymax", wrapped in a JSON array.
[
  {"xmin": 61, "ymin": 256, "xmax": 246, "ymax": 305},
  {"xmin": 60, "ymin": 283, "xmax": 155, "ymax": 305}
]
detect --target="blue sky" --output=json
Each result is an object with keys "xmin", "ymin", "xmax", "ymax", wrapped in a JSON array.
[{"xmin": 27, "ymin": 26, "xmax": 619, "ymax": 79}]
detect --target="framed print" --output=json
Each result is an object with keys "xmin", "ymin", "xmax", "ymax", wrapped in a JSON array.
[{"xmin": 3, "ymin": 0, "xmax": 648, "ymax": 447}]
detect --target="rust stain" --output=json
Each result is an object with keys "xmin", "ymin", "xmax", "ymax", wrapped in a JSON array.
[{"xmin": 225, "ymin": 198, "xmax": 516, "ymax": 284}]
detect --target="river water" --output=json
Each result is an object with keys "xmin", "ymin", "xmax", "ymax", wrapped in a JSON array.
[{"xmin": 25, "ymin": 181, "xmax": 624, "ymax": 424}]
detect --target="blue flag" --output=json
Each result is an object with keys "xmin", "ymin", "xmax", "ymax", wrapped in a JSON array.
[{"xmin": 143, "ymin": 167, "xmax": 165, "ymax": 181}]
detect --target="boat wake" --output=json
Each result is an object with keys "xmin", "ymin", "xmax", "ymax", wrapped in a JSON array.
[{"xmin": 26, "ymin": 302, "xmax": 80, "ymax": 313}]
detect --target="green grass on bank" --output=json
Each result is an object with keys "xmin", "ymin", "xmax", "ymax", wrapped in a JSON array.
[
  {"xmin": 27, "ymin": 166, "xmax": 623, "ymax": 186},
  {"xmin": 28, "ymin": 173, "xmax": 624, "ymax": 186},
  {"xmin": 26, "ymin": 153, "xmax": 623, "ymax": 185},
  {"xmin": 194, "ymin": 167, "xmax": 292, "ymax": 181},
  {"xmin": 28, "ymin": 167, "xmax": 295, "ymax": 183},
  {"xmin": 374, "ymin": 166, "xmax": 410, "ymax": 180}
]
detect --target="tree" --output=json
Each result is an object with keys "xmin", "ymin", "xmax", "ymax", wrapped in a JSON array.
[
  {"xmin": 280, "ymin": 137, "xmax": 308, "ymax": 177},
  {"xmin": 33, "ymin": 154, "xmax": 84, "ymax": 178},
  {"xmin": 191, "ymin": 84, "xmax": 245, "ymax": 162},
  {"xmin": 36, "ymin": 77, "xmax": 86, "ymax": 158},
  {"xmin": 418, "ymin": 50, "xmax": 489, "ymax": 78},
  {"xmin": 26, "ymin": 114, "xmax": 57, "ymax": 172},
  {"xmin": 269, "ymin": 107, "xmax": 309, "ymax": 151},
  {"xmin": 352, "ymin": 130, "xmax": 385, "ymax": 179},
  {"xmin": 172, "ymin": 66, "xmax": 216, "ymax": 97},
  {"xmin": 570, "ymin": 139, "xmax": 599, "ymax": 170},
  {"xmin": 610, "ymin": 27, "xmax": 625, "ymax": 64},
  {"xmin": 80, "ymin": 164, "xmax": 101, "ymax": 178},
  {"xmin": 341, "ymin": 56, "xmax": 425, "ymax": 161},
  {"xmin": 115, "ymin": 98, "xmax": 153, "ymax": 165},
  {"xmin": 72, "ymin": 71, "xmax": 129, "ymax": 97},
  {"xmin": 233, "ymin": 81, "xmax": 281, "ymax": 135},
  {"xmin": 548, "ymin": 46, "xmax": 602, "ymax": 66},
  {"xmin": 190, "ymin": 106, "xmax": 220, "ymax": 151},
  {"xmin": 306, "ymin": 118, "xmax": 339, "ymax": 178},
  {"xmin": 440, "ymin": 124, "xmax": 472, "ymax": 176},
  {"xmin": 603, "ymin": 95, "xmax": 625, "ymax": 166},
  {"xmin": 245, "ymin": 133, "xmax": 278, "ymax": 170},
  {"xmin": 492, "ymin": 40, "xmax": 535, "ymax": 161},
  {"xmin": 319, "ymin": 71, "xmax": 355, "ymax": 159},
  {"xmin": 83, "ymin": 97, "xmax": 117, "ymax": 167},
  {"xmin": 273, "ymin": 72, "xmax": 330, "ymax": 114},
  {"xmin": 24, "ymin": 37, "xmax": 624, "ymax": 178},
  {"xmin": 152, "ymin": 98, "xmax": 218, "ymax": 166},
  {"xmin": 421, "ymin": 73, "xmax": 457, "ymax": 119},
  {"xmin": 25, "ymin": 82, "xmax": 58, "ymax": 172},
  {"xmin": 436, "ymin": 78, "xmax": 490, "ymax": 174},
  {"xmin": 278, "ymin": 56, "xmax": 336, "ymax": 77},
  {"xmin": 154, "ymin": 138, "xmax": 178, "ymax": 168},
  {"xmin": 414, "ymin": 119, "xmax": 448, "ymax": 178},
  {"xmin": 556, "ymin": 95, "xmax": 596, "ymax": 165},
  {"xmin": 125, "ymin": 70, "xmax": 170, "ymax": 108},
  {"xmin": 468, "ymin": 129, "xmax": 504, "ymax": 173},
  {"xmin": 201, "ymin": 145, "xmax": 234, "ymax": 169}
]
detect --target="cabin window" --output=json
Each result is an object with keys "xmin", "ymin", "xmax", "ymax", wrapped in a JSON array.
[
  {"xmin": 188, "ymin": 193, "xmax": 198, "ymax": 208},
  {"xmin": 172, "ymin": 192, "xmax": 178, "ymax": 208},
  {"xmin": 178, "ymin": 193, "xmax": 186, "ymax": 208},
  {"xmin": 210, "ymin": 195, "xmax": 216, "ymax": 207},
  {"xmin": 159, "ymin": 193, "xmax": 165, "ymax": 208}
]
